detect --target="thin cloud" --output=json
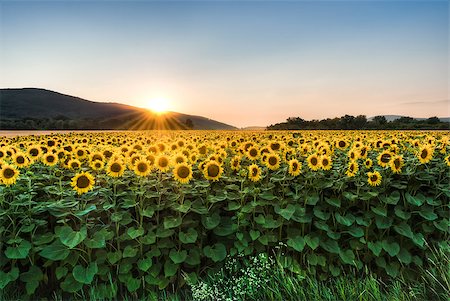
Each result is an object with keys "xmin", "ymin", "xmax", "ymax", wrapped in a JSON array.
[{"xmin": 399, "ymin": 99, "xmax": 449, "ymax": 105}]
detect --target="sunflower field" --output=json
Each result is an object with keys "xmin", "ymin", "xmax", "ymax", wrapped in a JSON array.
[{"xmin": 0, "ymin": 130, "xmax": 449, "ymax": 298}]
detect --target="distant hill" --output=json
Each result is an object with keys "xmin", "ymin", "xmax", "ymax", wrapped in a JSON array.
[
  {"xmin": 0, "ymin": 88, "xmax": 237, "ymax": 130},
  {"xmin": 241, "ymin": 126, "xmax": 266, "ymax": 131},
  {"xmin": 368, "ymin": 115, "xmax": 450, "ymax": 123}
]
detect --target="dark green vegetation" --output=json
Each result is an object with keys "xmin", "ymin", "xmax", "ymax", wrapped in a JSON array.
[
  {"xmin": 0, "ymin": 151, "xmax": 448, "ymax": 299},
  {"xmin": 0, "ymin": 88, "xmax": 236, "ymax": 130},
  {"xmin": 268, "ymin": 115, "xmax": 450, "ymax": 130}
]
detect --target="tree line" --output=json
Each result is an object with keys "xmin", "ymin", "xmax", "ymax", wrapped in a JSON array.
[{"xmin": 267, "ymin": 115, "xmax": 449, "ymax": 130}]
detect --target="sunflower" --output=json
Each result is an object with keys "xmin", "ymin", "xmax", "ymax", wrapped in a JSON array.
[
  {"xmin": 173, "ymin": 153, "xmax": 188, "ymax": 165},
  {"xmin": 417, "ymin": 145, "xmax": 433, "ymax": 164},
  {"xmin": 444, "ymin": 155, "xmax": 450, "ymax": 167},
  {"xmin": 173, "ymin": 163, "xmax": 193, "ymax": 184},
  {"xmin": 230, "ymin": 155, "xmax": 241, "ymax": 171},
  {"xmin": 0, "ymin": 164, "xmax": 20, "ymax": 186},
  {"xmin": 364, "ymin": 158, "xmax": 373, "ymax": 169},
  {"xmin": 12, "ymin": 152, "xmax": 30, "ymax": 168},
  {"xmin": 265, "ymin": 153, "xmax": 281, "ymax": 171},
  {"xmin": 155, "ymin": 155, "xmax": 171, "ymax": 172},
  {"xmin": 246, "ymin": 146, "xmax": 259, "ymax": 161},
  {"xmin": 42, "ymin": 153, "xmax": 58, "ymax": 167},
  {"xmin": 67, "ymin": 158, "xmax": 82, "ymax": 170},
  {"xmin": 27, "ymin": 145, "xmax": 41, "ymax": 160},
  {"xmin": 203, "ymin": 161, "xmax": 223, "ymax": 181},
  {"xmin": 367, "ymin": 171, "xmax": 382, "ymax": 187},
  {"xmin": 307, "ymin": 153, "xmax": 321, "ymax": 171},
  {"xmin": 269, "ymin": 141, "xmax": 283, "ymax": 152},
  {"xmin": 390, "ymin": 155, "xmax": 403, "ymax": 174},
  {"xmin": 288, "ymin": 159, "xmax": 302, "ymax": 176},
  {"xmin": 336, "ymin": 140, "xmax": 348, "ymax": 150},
  {"xmin": 134, "ymin": 159, "xmax": 152, "ymax": 177},
  {"xmin": 320, "ymin": 155, "xmax": 332, "ymax": 171},
  {"xmin": 90, "ymin": 152, "xmax": 105, "ymax": 162},
  {"xmin": 90, "ymin": 160, "xmax": 105, "ymax": 171},
  {"xmin": 345, "ymin": 161, "xmax": 359, "ymax": 177},
  {"xmin": 107, "ymin": 160, "xmax": 126, "ymax": 177},
  {"xmin": 347, "ymin": 149, "xmax": 359, "ymax": 161},
  {"xmin": 71, "ymin": 171, "xmax": 95, "ymax": 195},
  {"xmin": 248, "ymin": 164, "xmax": 262, "ymax": 182},
  {"xmin": 377, "ymin": 150, "xmax": 392, "ymax": 168}
]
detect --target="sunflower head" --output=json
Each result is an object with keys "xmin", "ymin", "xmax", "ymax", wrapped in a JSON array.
[
  {"xmin": 107, "ymin": 160, "xmax": 126, "ymax": 177},
  {"xmin": 307, "ymin": 153, "xmax": 321, "ymax": 171},
  {"xmin": 265, "ymin": 153, "xmax": 281, "ymax": 171},
  {"xmin": 288, "ymin": 159, "xmax": 302, "ymax": 177},
  {"xmin": 43, "ymin": 153, "xmax": 58, "ymax": 166},
  {"xmin": 390, "ymin": 155, "xmax": 403, "ymax": 174},
  {"xmin": 247, "ymin": 147, "xmax": 259, "ymax": 161},
  {"xmin": 364, "ymin": 158, "xmax": 373, "ymax": 169},
  {"xmin": 203, "ymin": 161, "xmax": 223, "ymax": 181},
  {"xmin": 173, "ymin": 163, "xmax": 193, "ymax": 184},
  {"xmin": 248, "ymin": 164, "xmax": 262, "ymax": 182},
  {"xmin": 230, "ymin": 156, "xmax": 241, "ymax": 171},
  {"xmin": 417, "ymin": 145, "xmax": 434, "ymax": 164},
  {"xmin": 345, "ymin": 161, "xmax": 359, "ymax": 177},
  {"xmin": 320, "ymin": 155, "xmax": 332, "ymax": 171},
  {"xmin": 71, "ymin": 172, "xmax": 95, "ymax": 195},
  {"xmin": 156, "ymin": 155, "xmax": 171, "ymax": 172},
  {"xmin": 134, "ymin": 159, "xmax": 152, "ymax": 177},
  {"xmin": 0, "ymin": 164, "xmax": 20, "ymax": 186},
  {"xmin": 367, "ymin": 171, "xmax": 382, "ymax": 187}
]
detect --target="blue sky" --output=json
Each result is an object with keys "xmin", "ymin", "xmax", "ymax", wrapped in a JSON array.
[{"xmin": 0, "ymin": 0, "xmax": 448, "ymax": 127}]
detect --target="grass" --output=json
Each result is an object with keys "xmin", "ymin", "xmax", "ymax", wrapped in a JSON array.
[{"xmin": 1, "ymin": 245, "xmax": 449, "ymax": 301}]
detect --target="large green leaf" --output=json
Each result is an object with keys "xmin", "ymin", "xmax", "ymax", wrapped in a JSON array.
[
  {"xmin": 335, "ymin": 213, "xmax": 354, "ymax": 226},
  {"xmin": 179, "ymin": 228, "xmax": 198, "ymax": 244},
  {"xmin": 201, "ymin": 213, "xmax": 221, "ymax": 230},
  {"xmin": 287, "ymin": 236, "xmax": 305, "ymax": 252},
  {"xmin": 368, "ymin": 241, "xmax": 382, "ymax": 256},
  {"xmin": 393, "ymin": 223, "xmax": 414, "ymax": 239},
  {"xmin": 127, "ymin": 227, "xmax": 145, "ymax": 239},
  {"xmin": 405, "ymin": 192, "xmax": 425, "ymax": 206},
  {"xmin": 59, "ymin": 226, "xmax": 87, "ymax": 249},
  {"xmin": 382, "ymin": 240, "xmax": 400, "ymax": 257},
  {"xmin": 203, "ymin": 243, "xmax": 227, "ymax": 262},
  {"xmin": 5, "ymin": 240, "xmax": 32, "ymax": 259},
  {"xmin": 73, "ymin": 263, "xmax": 98, "ymax": 284},
  {"xmin": 339, "ymin": 249, "xmax": 355, "ymax": 265},
  {"xmin": 163, "ymin": 216, "xmax": 182, "ymax": 229},
  {"xmin": 60, "ymin": 274, "xmax": 83, "ymax": 293},
  {"xmin": 169, "ymin": 249, "xmax": 188, "ymax": 264},
  {"xmin": 305, "ymin": 234, "xmax": 320, "ymax": 250},
  {"xmin": 320, "ymin": 239, "xmax": 341, "ymax": 254},
  {"xmin": 39, "ymin": 240, "xmax": 70, "ymax": 261}
]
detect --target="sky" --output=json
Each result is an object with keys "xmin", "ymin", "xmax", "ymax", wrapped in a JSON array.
[{"xmin": 0, "ymin": 0, "xmax": 448, "ymax": 128}]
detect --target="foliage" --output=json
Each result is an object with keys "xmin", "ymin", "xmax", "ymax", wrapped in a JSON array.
[{"xmin": 0, "ymin": 130, "xmax": 449, "ymax": 298}]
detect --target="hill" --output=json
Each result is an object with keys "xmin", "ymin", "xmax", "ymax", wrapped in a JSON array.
[
  {"xmin": 368, "ymin": 115, "xmax": 450, "ymax": 123},
  {"xmin": 0, "ymin": 88, "xmax": 237, "ymax": 130}
]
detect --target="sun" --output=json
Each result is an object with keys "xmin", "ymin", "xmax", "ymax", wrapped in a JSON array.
[{"xmin": 147, "ymin": 98, "xmax": 170, "ymax": 114}]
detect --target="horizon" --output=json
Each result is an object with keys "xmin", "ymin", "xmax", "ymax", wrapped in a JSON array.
[{"xmin": 0, "ymin": 1, "xmax": 449, "ymax": 127}]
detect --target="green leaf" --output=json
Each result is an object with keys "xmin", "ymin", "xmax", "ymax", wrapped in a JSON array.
[
  {"xmin": 169, "ymin": 249, "xmax": 188, "ymax": 264},
  {"xmin": 339, "ymin": 249, "xmax": 355, "ymax": 265},
  {"xmin": 419, "ymin": 208, "xmax": 438, "ymax": 221},
  {"xmin": 185, "ymin": 249, "xmax": 201, "ymax": 266},
  {"xmin": 55, "ymin": 266, "xmax": 68, "ymax": 280},
  {"xmin": 163, "ymin": 216, "xmax": 182, "ymax": 229},
  {"xmin": 201, "ymin": 213, "xmax": 221, "ymax": 230},
  {"xmin": 203, "ymin": 243, "xmax": 227, "ymax": 262},
  {"xmin": 397, "ymin": 248, "xmax": 412, "ymax": 264},
  {"xmin": 123, "ymin": 246, "xmax": 138, "ymax": 258},
  {"xmin": 313, "ymin": 207, "xmax": 330, "ymax": 221},
  {"xmin": 179, "ymin": 228, "xmax": 198, "ymax": 244},
  {"xmin": 74, "ymin": 204, "xmax": 97, "ymax": 217},
  {"xmin": 249, "ymin": 230, "xmax": 260, "ymax": 241},
  {"xmin": 375, "ymin": 216, "xmax": 392, "ymax": 229},
  {"xmin": 385, "ymin": 262, "xmax": 400, "ymax": 278},
  {"xmin": 5, "ymin": 240, "xmax": 32, "ymax": 259},
  {"xmin": 335, "ymin": 213, "xmax": 354, "ymax": 226},
  {"xmin": 39, "ymin": 240, "xmax": 70, "ymax": 261},
  {"xmin": 306, "ymin": 194, "xmax": 319, "ymax": 205},
  {"xmin": 405, "ymin": 192, "xmax": 424, "ymax": 206},
  {"xmin": 383, "ymin": 191, "xmax": 400, "ymax": 205},
  {"xmin": 287, "ymin": 236, "xmax": 305, "ymax": 252},
  {"xmin": 73, "ymin": 263, "xmax": 98, "ymax": 284},
  {"xmin": 368, "ymin": 241, "xmax": 382, "ymax": 256},
  {"xmin": 107, "ymin": 251, "xmax": 122, "ymax": 264},
  {"xmin": 393, "ymin": 223, "xmax": 414, "ymax": 239},
  {"xmin": 325, "ymin": 197, "xmax": 341, "ymax": 207},
  {"xmin": 59, "ymin": 226, "xmax": 87, "ymax": 249},
  {"xmin": 277, "ymin": 204, "xmax": 296, "ymax": 220},
  {"xmin": 141, "ymin": 231, "xmax": 157, "ymax": 244},
  {"xmin": 382, "ymin": 240, "xmax": 400, "ymax": 257},
  {"xmin": 127, "ymin": 227, "xmax": 145, "ymax": 239},
  {"xmin": 60, "ymin": 274, "xmax": 83, "ymax": 293},
  {"xmin": 347, "ymin": 227, "xmax": 364, "ymax": 238},
  {"xmin": 142, "ymin": 206, "xmax": 155, "ymax": 217},
  {"xmin": 172, "ymin": 200, "xmax": 192, "ymax": 213},
  {"xmin": 305, "ymin": 234, "xmax": 320, "ymax": 250},
  {"xmin": 329, "ymin": 265, "xmax": 341, "ymax": 276},
  {"xmin": 320, "ymin": 239, "xmax": 341, "ymax": 254},
  {"xmin": 126, "ymin": 277, "xmax": 141, "ymax": 292},
  {"xmin": 84, "ymin": 232, "xmax": 106, "ymax": 249},
  {"xmin": 260, "ymin": 191, "xmax": 277, "ymax": 201},
  {"xmin": 164, "ymin": 261, "xmax": 178, "ymax": 277},
  {"xmin": 412, "ymin": 233, "xmax": 425, "ymax": 248},
  {"xmin": 394, "ymin": 206, "xmax": 411, "ymax": 220},
  {"xmin": 137, "ymin": 257, "xmax": 153, "ymax": 272},
  {"xmin": 371, "ymin": 206, "xmax": 387, "ymax": 217}
]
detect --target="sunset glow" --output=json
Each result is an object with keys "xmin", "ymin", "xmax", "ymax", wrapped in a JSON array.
[{"xmin": 147, "ymin": 98, "xmax": 170, "ymax": 114}]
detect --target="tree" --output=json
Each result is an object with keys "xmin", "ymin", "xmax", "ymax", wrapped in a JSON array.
[{"xmin": 373, "ymin": 116, "xmax": 387, "ymax": 126}]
